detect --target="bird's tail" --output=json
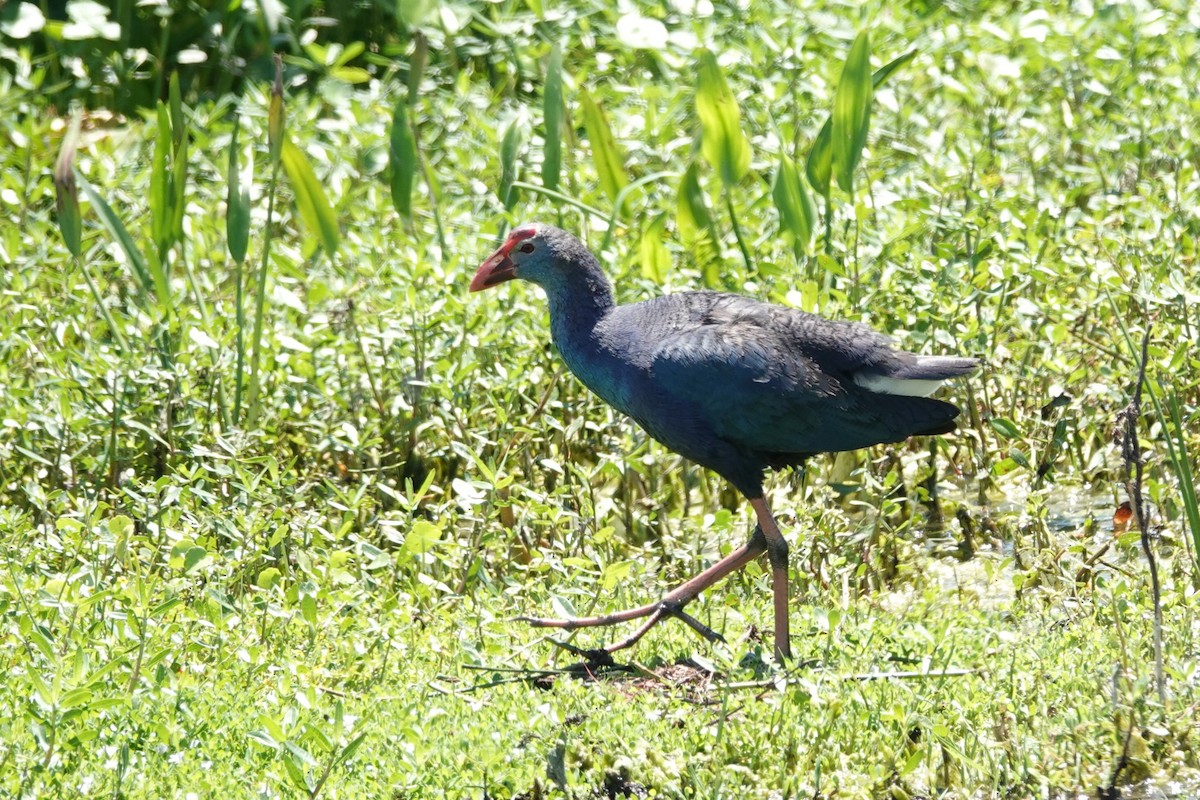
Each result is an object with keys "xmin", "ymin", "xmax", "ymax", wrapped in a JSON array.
[{"xmin": 854, "ymin": 355, "xmax": 979, "ymax": 398}]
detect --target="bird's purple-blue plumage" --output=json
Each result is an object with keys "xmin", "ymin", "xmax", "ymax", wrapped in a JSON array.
[{"xmin": 479, "ymin": 224, "xmax": 977, "ymax": 499}]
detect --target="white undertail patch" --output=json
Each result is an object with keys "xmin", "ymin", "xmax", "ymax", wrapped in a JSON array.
[{"xmin": 854, "ymin": 374, "xmax": 946, "ymax": 397}]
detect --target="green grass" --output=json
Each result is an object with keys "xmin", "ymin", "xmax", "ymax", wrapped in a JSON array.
[{"xmin": 3, "ymin": 0, "xmax": 1200, "ymax": 796}]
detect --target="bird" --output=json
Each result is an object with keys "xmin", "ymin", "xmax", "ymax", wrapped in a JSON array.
[{"xmin": 470, "ymin": 223, "xmax": 977, "ymax": 660}]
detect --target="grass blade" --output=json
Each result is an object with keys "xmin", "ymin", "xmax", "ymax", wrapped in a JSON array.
[
  {"xmin": 281, "ymin": 140, "xmax": 339, "ymax": 259},
  {"xmin": 77, "ymin": 174, "xmax": 166, "ymax": 310},
  {"xmin": 772, "ymin": 154, "xmax": 816, "ymax": 258},
  {"xmin": 268, "ymin": 56, "xmax": 285, "ymax": 168},
  {"xmin": 1166, "ymin": 391, "xmax": 1200, "ymax": 575},
  {"xmin": 150, "ymin": 103, "xmax": 173, "ymax": 257},
  {"xmin": 580, "ymin": 88, "xmax": 628, "ymax": 206},
  {"xmin": 499, "ymin": 111, "xmax": 527, "ymax": 211},
  {"xmin": 389, "ymin": 94, "xmax": 418, "ymax": 218},
  {"xmin": 227, "ymin": 117, "xmax": 251, "ymax": 265},
  {"xmin": 168, "ymin": 72, "xmax": 184, "ymax": 148},
  {"xmin": 695, "ymin": 49, "xmax": 750, "ymax": 188},
  {"xmin": 832, "ymin": 29, "xmax": 873, "ymax": 195},
  {"xmin": 542, "ymin": 42, "xmax": 563, "ymax": 192}
]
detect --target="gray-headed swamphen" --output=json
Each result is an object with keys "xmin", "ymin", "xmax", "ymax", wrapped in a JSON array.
[{"xmin": 471, "ymin": 223, "xmax": 977, "ymax": 660}]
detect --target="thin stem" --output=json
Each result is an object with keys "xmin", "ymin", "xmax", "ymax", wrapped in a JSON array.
[
  {"xmin": 247, "ymin": 161, "xmax": 280, "ymax": 426},
  {"xmin": 77, "ymin": 258, "xmax": 128, "ymax": 353},
  {"xmin": 725, "ymin": 192, "xmax": 753, "ymax": 272}
]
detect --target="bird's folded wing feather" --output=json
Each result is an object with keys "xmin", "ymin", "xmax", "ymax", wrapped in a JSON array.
[{"xmin": 643, "ymin": 300, "xmax": 961, "ymax": 455}]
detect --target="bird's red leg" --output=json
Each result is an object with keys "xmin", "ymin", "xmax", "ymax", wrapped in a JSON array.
[
  {"xmin": 749, "ymin": 497, "xmax": 791, "ymax": 660},
  {"xmin": 518, "ymin": 527, "xmax": 768, "ymax": 652}
]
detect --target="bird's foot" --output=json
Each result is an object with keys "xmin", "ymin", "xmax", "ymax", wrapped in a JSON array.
[{"xmin": 519, "ymin": 598, "xmax": 722, "ymax": 654}]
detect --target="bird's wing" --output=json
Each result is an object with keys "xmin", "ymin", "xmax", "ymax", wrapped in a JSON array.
[{"xmin": 641, "ymin": 295, "xmax": 963, "ymax": 456}]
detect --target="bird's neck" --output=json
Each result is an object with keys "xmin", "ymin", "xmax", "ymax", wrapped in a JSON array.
[{"xmin": 545, "ymin": 261, "xmax": 615, "ymax": 353}]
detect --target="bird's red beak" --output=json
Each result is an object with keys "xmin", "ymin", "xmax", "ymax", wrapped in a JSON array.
[{"xmin": 470, "ymin": 244, "xmax": 517, "ymax": 292}]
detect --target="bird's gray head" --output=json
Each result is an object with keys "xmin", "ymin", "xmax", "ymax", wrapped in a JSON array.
[{"xmin": 470, "ymin": 223, "xmax": 597, "ymax": 294}]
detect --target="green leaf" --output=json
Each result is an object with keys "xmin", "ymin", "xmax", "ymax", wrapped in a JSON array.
[
  {"xmin": 331, "ymin": 66, "xmax": 371, "ymax": 84},
  {"xmin": 579, "ymin": 88, "xmax": 628, "ymax": 205},
  {"xmin": 280, "ymin": 139, "xmax": 339, "ymax": 258},
  {"xmin": 168, "ymin": 72, "xmax": 184, "ymax": 148},
  {"xmin": 281, "ymin": 750, "xmax": 311, "ymax": 791},
  {"xmin": 397, "ymin": 0, "xmax": 435, "ymax": 27},
  {"xmin": 832, "ymin": 29, "xmax": 873, "ymax": 195},
  {"xmin": 183, "ymin": 545, "xmax": 207, "ymax": 574},
  {"xmin": 389, "ymin": 95, "xmax": 418, "ymax": 218},
  {"xmin": 399, "ymin": 519, "xmax": 442, "ymax": 562},
  {"xmin": 989, "ymin": 417, "xmax": 1021, "ymax": 439},
  {"xmin": 873, "ymin": 49, "xmax": 917, "ymax": 88},
  {"xmin": 806, "ymin": 117, "xmax": 833, "ymax": 199},
  {"xmin": 676, "ymin": 162, "xmax": 721, "ymax": 288},
  {"xmin": 226, "ymin": 116, "xmax": 251, "ymax": 264},
  {"xmin": 638, "ymin": 215, "xmax": 670, "ymax": 283},
  {"xmin": 498, "ymin": 111, "xmax": 527, "ymax": 211},
  {"xmin": 53, "ymin": 111, "xmax": 81, "ymax": 258},
  {"xmin": 171, "ymin": 127, "xmax": 188, "ymax": 245},
  {"xmin": 807, "ymin": 47, "xmax": 914, "ymax": 200},
  {"xmin": 338, "ymin": 732, "xmax": 369, "ymax": 765},
  {"xmin": 542, "ymin": 42, "xmax": 563, "ymax": 192},
  {"xmin": 77, "ymin": 175, "xmax": 167, "ymax": 311},
  {"xmin": 772, "ymin": 154, "xmax": 816, "ymax": 258},
  {"xmin": 695, "ymin": 49, "xmax": 750, "ymax": 188},
  {"xmin": 256, "ymin": 567, "xmax": 282, "ymax": 590},
  {"xmin": 300, "ymin": 593, "xmax": 317, "ymax": 627}
]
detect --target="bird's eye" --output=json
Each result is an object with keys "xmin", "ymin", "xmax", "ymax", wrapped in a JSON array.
[{"xmin": 519, "ymin": 243, "xmax": 535, "ymax": 254}]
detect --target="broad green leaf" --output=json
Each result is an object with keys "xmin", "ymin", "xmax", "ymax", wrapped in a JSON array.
[
  {"xmin": 579, "ymin": 89, "xmax": 628, "ymax": 205},
  {"xmin": 807, "ymin": 47, "xmax": 915, "ymax": 199},
  {"xmin": 806, "ymin": 118, "xmax": 833, "ymax": 199},
  {"xmin": 389, "ymin": 95, "xmax": 418, "ymax": 218},
  {"xmin": 695, "ymin": 49, "xmax": 750, "ymax": 187},
  {"xmin": 772, "ymin": 154, "xmax": 816, "ymax": 258},
  {"xmin": 498, "ymin": 111, "xmax": 527, "ymax": 211},
  {"xmin": 226, "ymin": 115, "xmax": 250, "ymax": 264},
  {"xmin": 256, "ymin": 567, "xmax": 282, "ymax": 590},
  {"xmin": 399, "ymin": 519, "xmax": 442, "ymax": 562},
  {"xmin": 542, "ymin": 42, "xmax": 563, "ymax": 191},
  {"xmin": 183, "ymin": 545, "xmax": 207, "ymax": 574},
  {"xmin": 832, "ymin": 29, "xmax": 872, "ymax": 195},
  {"xmin": 54, "ymin": 111, "xmax": 81, "ymax": 258},
  {"xmin": 300, "ymin": 593, "xmax": 317, "ymax": 627},
  {"xmin": 280, "ymin": 140, "xmax": 339, "ymax": 258},
  {"xmin": 639, "ymin": 215, "xmax": 670, "ymax": 283},
  {"xmin": 150, "ymin": 103, "xmax": 172, "ymax": 256}
]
